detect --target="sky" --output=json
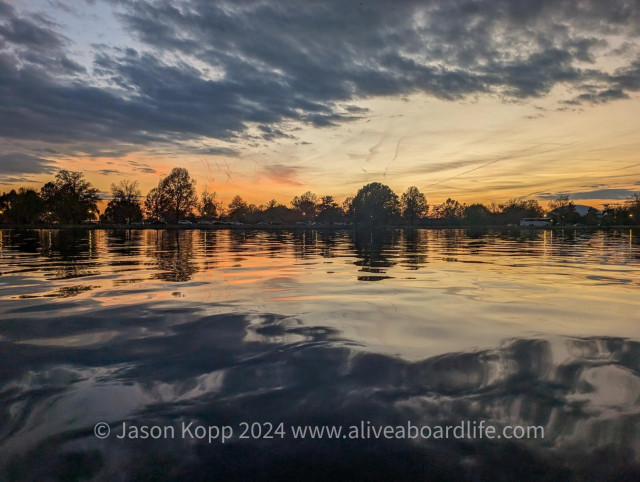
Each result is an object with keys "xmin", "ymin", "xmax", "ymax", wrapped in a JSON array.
[{"xmin": 1, "ymin": 0, "xmax": 640, "ymax": 208}]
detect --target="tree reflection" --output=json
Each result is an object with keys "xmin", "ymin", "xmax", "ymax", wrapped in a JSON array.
[
  {"xmin": 316, "ymin": 230, "xmax": 346, "ymax": 259},
  {"xmin": 43, "ymin": 230, "xmax": 99, "ymax": 280},
  {"xmin": 291, "ymin": 230, "xmax": 318, "ymax": 260},
  {"xmin": 263, "ymin": 231, "xmax": 291, "ymax": 258},
  {"xmin": 4, "ymin": 230, "xmax": 41, "ymax": 253},
  {"xmin": 105, "ymin": 229, "xmax": 143, "ymax": 258},
  {"xmin": 199, "ymin": 229, "xmax": 220, "ymax": 270},
  {"xmin": 353, "ymin": 229, "xmax": 398, "ymax": 280},
  {"xmin": 400, "ymin": 229, "xmax": 428, "ymax": 269},
  {"xmin": 147, "ymin": 230, "xmax": 197, "ymax": 282}
]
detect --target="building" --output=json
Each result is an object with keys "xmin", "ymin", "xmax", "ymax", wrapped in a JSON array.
[{"xmin": 520, "ymin": 218, "xmax": 552, "ymax": 227}]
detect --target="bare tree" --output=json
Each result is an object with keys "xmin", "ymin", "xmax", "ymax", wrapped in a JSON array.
[{"xmin": 104, "ymin": 180, "xmax": 142, "ymax": 223}]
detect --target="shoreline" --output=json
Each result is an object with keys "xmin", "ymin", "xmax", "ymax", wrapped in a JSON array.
[{"xmin": 0, "ymin": 223, "xmax": 636, "ymax": 231}]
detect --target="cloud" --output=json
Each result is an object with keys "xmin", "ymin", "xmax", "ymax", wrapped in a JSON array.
[
  {"xmin": 1, "ymin": 0, "xmax": 640, "ymax": 158},
  {"xmin": 410, "ymin": 159, "xmax": 486, "ymax": 175},
  {"xmin": 97, "ymin": 169, "xmax": 122, "ymax": 176},
  {"xmin": 0, "ymin": 0, "xmax": 85, "ymax": 76},
  {"xmin": 0, "ymin": 176, "xmax": 34, "ymax": 185},
  {"xmin": 565, "ymin": 88, "xmax": 629, "ymax": 105},
  {"xmin": 0, "ymin": 5, "xmax": 62, "ymax": 49},
  {"xmin": 0, "ymin": 152, "xmax": 57, "ymax": 174},
  {"xmin": 261, "ymin": 164, "xmax": 304, "ymax": 185},
  {"xmin": 257, "ymin": 124, "xmax": 295, "ymax": 141},
  {"xmin": 191, "ymin": 145, "xmax": 240, "ymax": 157},
  {"xmin": 127, "ymin": 160, "xmax": 158, "ymax": 174},
  {"xmin": 540, "ymin": 189, "xmax": 640, "ymax": 200}
]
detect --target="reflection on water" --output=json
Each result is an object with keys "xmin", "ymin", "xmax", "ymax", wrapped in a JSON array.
[
  {"xmin": 1, "ymin": 228, "xmax": 640, "ymax": 480},
  {"xmin": 145, "ymin": 230, "xmax": 198, "ymax": 282}
]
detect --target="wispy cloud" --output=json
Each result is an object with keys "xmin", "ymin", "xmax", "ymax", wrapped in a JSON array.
[
  {"xmin": 0, "ymin": 176, "xmax": 34, "ymax": 185},
  {"xmin": 261, "ymin": 164, "xmax": 304, "ymax": 186},
  {"xmin": 540, "ymin": 189, "xmax": 640, "ymax": 200}
]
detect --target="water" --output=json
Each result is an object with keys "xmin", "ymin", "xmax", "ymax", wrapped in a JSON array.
[{"xmin": 1, "ymin": 228, "xmax": 639, "ymax": 480}]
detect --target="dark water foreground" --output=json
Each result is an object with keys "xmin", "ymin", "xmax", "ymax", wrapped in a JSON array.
[{"xmin": 1, "ymin": 229, "xmax": 639, "ymax": 480}]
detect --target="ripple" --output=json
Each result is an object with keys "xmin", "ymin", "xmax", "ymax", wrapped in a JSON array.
[{"xmin": 1, "ymin": 228, "xmax": 639, "ymax": 479}]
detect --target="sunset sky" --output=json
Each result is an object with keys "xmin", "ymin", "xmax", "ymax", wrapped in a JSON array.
[{"xmin": 1, "ymin": 0, "xmax": 640, "ymax": 208}]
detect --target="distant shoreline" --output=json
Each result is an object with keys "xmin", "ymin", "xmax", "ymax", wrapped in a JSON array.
[{"xmin": 0, "ymin": 223, "xmax": 636, "ymax": 231}]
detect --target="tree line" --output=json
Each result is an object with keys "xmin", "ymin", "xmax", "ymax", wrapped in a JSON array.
[{"xmin": 1, "ymin": 168, "xmax": 639, "ymax": 226}]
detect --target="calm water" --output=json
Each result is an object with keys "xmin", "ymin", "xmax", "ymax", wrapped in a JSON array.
[{"xmin": 1, "ymin": 228, "xmax": 640, "ymax": 480}]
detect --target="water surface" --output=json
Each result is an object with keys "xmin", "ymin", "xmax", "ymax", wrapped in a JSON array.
[{"xmin": 1, "ymin": 228, "xmax": 639, "ymax": 480}]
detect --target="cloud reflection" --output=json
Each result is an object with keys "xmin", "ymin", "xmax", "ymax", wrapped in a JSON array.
[{"xmin": 1, "ymin": 301, "xmax": 640, "ymax": 479}]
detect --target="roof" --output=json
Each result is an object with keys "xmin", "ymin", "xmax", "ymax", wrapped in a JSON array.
[{"xmin": 548, "ymin": 204, "xmax": 599, "ymax": 216}]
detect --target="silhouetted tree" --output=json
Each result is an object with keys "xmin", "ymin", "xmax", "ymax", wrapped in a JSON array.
[
  {"xmin": 599, "ymin": 196, "xmax": 639, "ymax": 226},
  {"xmin": 625, "ymin": 194, "xmax": 640, "ymax": 224},
  {"xmin": 342, "ymin": 197, "xmax": 354, "ymax": 223},
  {"xmin": 400, "ymin": 186, "xmax": 428, "ymax": 225},
  {"xmin": 0, "ymin": 190, "xmax": 15, "ymax": 223},
  {"xmin": 583, "ymin": 207, "xmax": 600, "ymax": 225},
  {"xmin": 464, "ymin": 203, "xmax": 490, "ymax": 225},
  {"xmin": 498, "ymin": 199, "xmax": 545, "ymax": 224},
  {"xmin": 228, "ymin": 195, "xmax": 249, "ymax": 222},
  {"xmin": 549, "ymin": 194, "xmax": 577, "ymax": 225},
  {"xmin": 0, "ymin": 191, "xmax": 12, "ymax": 223},
  {"xmin": 352, "ymin": 182, "xmax": 400, "ymax": 226},
  {"xmin": 40, "ymin": 170, "xmax": 100, "ymax": 223},
  {"xmin": 0, "ymin": 190, "xmax": 9, "ymax": 223},
  {"xmin": 316, "ymin": 195, "xmax": 343, "ymax": 225},
  {"xmin": 291, "ymin": 191, "xmax": 317, "ymax": 222},
  {"xmin": 262, "ymin": 200, "xmax": 293, "ymax": 223},
  {"xmin": 433, "ymin": 198, "xmax": 465, "ymax": 221},
  {"xmin": 487, "ymin": 201, "xmax": 501, "ymax": 215},
  {"xmin": 199, "ymin": 190, "xmax": 220, "ymax": 220},
  {"xmin": 144, "ymin": 186, "xmax": 170, "ymax": 221},
  {"xmin": 245, "ymin": 203, "xmax": 261, "ymax": 223},
  {"xmin": 2, "ymin": 188, "xmax": 44, "ymax": 224},
  {"xmin": 158, "ymin": 167, "xmax": 197, "ymax": 222},
  {"xmin": 102, "ymin": 180, "xmax": 142, "ymax": 224}
]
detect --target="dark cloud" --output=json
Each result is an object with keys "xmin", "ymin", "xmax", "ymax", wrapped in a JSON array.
[
  {"xmin": 191, "ymin": 145, "xmax": 240, "ymax": 157},
  {"xmin": 0, "ymin": 152, "xmax": 57, "ymax": 174},
  {"xmin": 1, "ymin": 0, "xmax": 640, "ymax": 156},
  {"xmin": 0, "ymin": 9, "xmax": 62, "ymax": 49},
  {"xmin": 97, "ymin": 169, "xmax": 121, "ymax": 176},
  {"xmin": 257, "ymin": 124, "xmax": 295, "ymax": 141},
  {"xmin": 127, "ymin": 160, "xmax": 158, "ymax": 174},
  {"xmin": 0, "ymin": 176, "xmax": 34, "ymax": 185},
  {"xmin": 540, "ymin": 189, "xmax": 640, "ymax": 200},
  {"xmin": 0, "ymin": 0, "xmax": 85, "ymax": 76},
  {"xmin": 344, "ymin": 105, "xmax": 370, "ymax": 114},
  {"xmin": 574, "ymin": 89, "xmax": 629, "ymax": 104}
]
